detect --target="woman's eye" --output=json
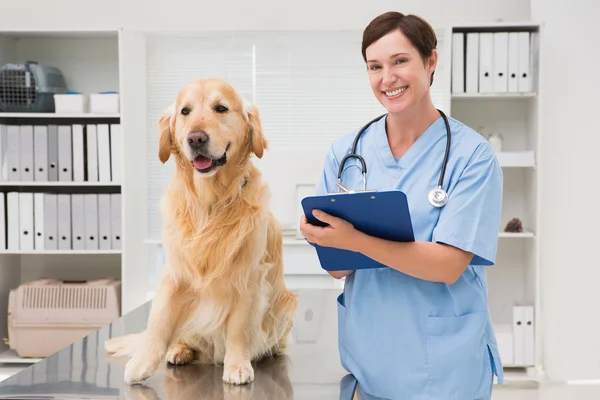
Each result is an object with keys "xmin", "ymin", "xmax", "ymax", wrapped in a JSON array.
[
  {"xmin": 215, "ymin": 104, "xmax": 229, "ymax": 113},
  {"xmin": 181, "ymin": 107, "xmax": 190, "ymax": 115},
  {"xmin": 395, "ymin": 58, "xmax": 407, "ymax": 64}
]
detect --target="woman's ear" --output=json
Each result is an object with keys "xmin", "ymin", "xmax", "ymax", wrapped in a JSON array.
[
  {"xmin": 244, "ymin": 100, "xmax": 267, "ymax": 159},
  {"xmin": 158, "ymin": 103, "xmax": 175, "ymax": 164}
]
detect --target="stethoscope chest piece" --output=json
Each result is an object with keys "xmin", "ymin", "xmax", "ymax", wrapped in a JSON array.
[{"xmin": 428, "ymin": 186, "xmax": 448, "ymax": 208}]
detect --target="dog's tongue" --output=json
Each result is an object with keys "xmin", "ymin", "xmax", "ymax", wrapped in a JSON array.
[{"xmin": 193, "ymin": 155, "xmax": 212, "ymax": 170}]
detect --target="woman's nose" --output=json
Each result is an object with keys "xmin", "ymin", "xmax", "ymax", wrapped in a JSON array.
[{"xmin": 382, "ymin": 67, "xmax": 397, "ymax": 86}]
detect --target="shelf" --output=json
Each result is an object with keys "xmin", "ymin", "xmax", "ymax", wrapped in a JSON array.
[
  {"xmin": 0, "ymin": 113, "xmax": 120, "ymax": 119},
  {"xmin": 497, "ymin": 151, "xmax": 535, "ymax": 167},
  {"xmin": 0, "ymin": 250, "xmax": 121, "ymax": 255},
  {"xmin": 0, "ymin": 182, "xmax": 121, "ymax": 187},
  {"xmin": 0, "ymin": 349, "xmax": 41, "ymax": 364},
  {"xmin": 498, "ymin": 230, "xmax": 535, "ymax": 238},
  {"xmin": 451, "ymin": 92, "xmax": 536, "ymax": 100}
]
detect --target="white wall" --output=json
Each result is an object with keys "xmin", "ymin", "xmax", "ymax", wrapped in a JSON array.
[
  {"xmin": 0, "ymin": 0, "xmax": 530, "ymax": 31},
  {"xmin": 531, "ymin": 0, "xmax": 600, "ymax": 382}
]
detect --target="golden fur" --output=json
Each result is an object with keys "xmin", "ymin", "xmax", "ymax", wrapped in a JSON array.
[{"xmin": 104, "ymin": 78, "xmax": 298, "ymax": 385}]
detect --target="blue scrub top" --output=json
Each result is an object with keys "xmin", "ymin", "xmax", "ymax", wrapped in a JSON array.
[{"xmin": 317, "ymin": 115, "xmax": 504, "ymax": 400}]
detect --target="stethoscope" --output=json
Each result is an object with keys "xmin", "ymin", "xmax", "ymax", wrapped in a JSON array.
[{"xmin": 336, "ymin": 108, "xmax": 452, "ymax": 208}]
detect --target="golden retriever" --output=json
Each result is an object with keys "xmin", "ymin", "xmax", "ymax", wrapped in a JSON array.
[{"xmin": 104, "ymin": 78, "xmax": 298, "ymax": 386}]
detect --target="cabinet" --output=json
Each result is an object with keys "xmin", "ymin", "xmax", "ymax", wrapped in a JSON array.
[{"xmin": 448, "ymin": 22, "xmax": 542, "ymax": 383}]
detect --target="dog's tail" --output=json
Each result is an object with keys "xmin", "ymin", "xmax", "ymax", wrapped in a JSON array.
[{"xmin": 104, "ymin": 332, "xmax": 144, "ymax": 357}]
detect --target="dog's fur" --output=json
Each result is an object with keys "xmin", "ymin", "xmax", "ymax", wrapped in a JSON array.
[{"xmin": 104, "ymin": 78, "xmax": 298, "ymax": 385}]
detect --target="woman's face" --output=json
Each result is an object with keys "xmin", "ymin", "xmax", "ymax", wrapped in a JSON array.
[{"xmin": 365, "ymin": 29, "xmax": 437, "ymax": 115}]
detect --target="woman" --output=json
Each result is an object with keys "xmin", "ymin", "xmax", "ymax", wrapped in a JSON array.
[{"xmin": 300, "ymin": 11, "xmax": 504, "ymax": 400}]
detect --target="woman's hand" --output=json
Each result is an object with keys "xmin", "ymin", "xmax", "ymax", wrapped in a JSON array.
[{"xmin": 299, "ymin": 210, "xmax": 362, "ymax": 252}]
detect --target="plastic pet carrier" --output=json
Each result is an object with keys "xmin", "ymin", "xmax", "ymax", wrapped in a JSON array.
[
  {"xmin": 0, "ymin": 61, "xmax": 68, "ymax": 113},
  {"xmin": 5, "ymin": 278, "xmax": 121, "ymax": 358}
]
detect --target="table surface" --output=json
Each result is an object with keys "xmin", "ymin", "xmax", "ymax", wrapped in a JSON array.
[{"xmin": 0, "ymin": 288, "xmax": 355, "ymax": 399}]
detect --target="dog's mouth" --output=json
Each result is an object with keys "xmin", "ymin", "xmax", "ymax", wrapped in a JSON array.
[{"xmin": 192, "ymin": 152, "xmax": 227, "ymax": 173}]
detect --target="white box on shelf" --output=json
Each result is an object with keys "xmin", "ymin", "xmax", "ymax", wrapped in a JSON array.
[
  {"xmin": 90, "ymin": 93, "xmax": 120, "ymax": 114},
  {"xmin": 53, "ymin": 94, "xmax": 88, "ymax": 114}
]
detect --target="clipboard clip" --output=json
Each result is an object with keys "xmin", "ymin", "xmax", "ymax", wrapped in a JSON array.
[{"xmin": 336, "ymin": 176, "xmax": 376, "ymax": 194}]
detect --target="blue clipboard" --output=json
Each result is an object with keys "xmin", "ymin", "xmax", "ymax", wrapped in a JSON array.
[{"xmin": 301, "ymin": 190, "xmax": 415, "ymax": 271}]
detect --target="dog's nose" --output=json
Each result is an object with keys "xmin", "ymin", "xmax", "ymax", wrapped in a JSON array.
[{"xmin": 187, "ymin": 131, "xmax": 209, "ymax": 149}]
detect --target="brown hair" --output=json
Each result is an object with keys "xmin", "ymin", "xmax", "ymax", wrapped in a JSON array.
[{"xmin": 362, "ymin": 11, "xmax": 437, "ymax": 85}]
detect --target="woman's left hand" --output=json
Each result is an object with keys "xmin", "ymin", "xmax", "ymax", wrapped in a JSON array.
[{"xmin": 299, "ymin": 210, "xmax": 361, "ymax": 252}]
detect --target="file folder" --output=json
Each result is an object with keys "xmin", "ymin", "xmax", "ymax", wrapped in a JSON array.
[
  {"xmin": 34, "ymin": 193, "xmax": 45, "ymax": 250},
  {"xmin": 44, "ymin": 193, "xmax": 58, "ymax": 250},
  {"xmin": 98, "ymin": 194, "xmax": 112, "ymax": 250},
  {"xmin": 72, "ymin": 124, "xmax": 85, "ymax": 182},
  {"xmin": 110, "ymin": 124, "xmax": 122, "ymax": 183},
  {"xmin": 47, "ymin": 125, "xmax": 59, "ymax": 182},
  {"xmin": 57, "ymin": 194, "xmax": 71, "ymax": 250},
  {"xmin": 0, "ymin": 193, "xmax": 5, "ymax": 249},
  {"xmin": 493, "ymin": 32, "xmax": 508, "ymax": 93},
  {"xmin": 97, "ymin": 124, "xmax": 111, "ymax": 182},
  {"xmin": 6, "ymin": 125, "xmax": 20, "ymax": 181},
  {"xmin": 507, "ymin": 32, "xmax": 520, "ymax": 92},
  {"xmin": 301, "ymin": 190, "xmax": 414, "ymax": 271},
  {"xmin": 71, "ymin": 194, "xmax": 86, "ymax": 250},
  {"xmin": 465, "ymin": 33, "xmax": 479, "ymax": 93},
  {"xmin": 451, "ymin": 32, "xmax": 464, "ymax": 93},
  {"xmin": 518, "ymin": 32, "xmax": 531, "ymax": 92},
  {"xmin": 110, "ymin": 193, "xmax": 121, "ymax": 250},
  {"xmin": 19, "ymin": 192, "xmax": 34, "ymax": 251},
  {"xmin": 19, "ymin": 125, "xmax": 34, "ymax": 181},
  {"xmin": 86, "ymin": 124, "xmax": 99, "ymax": 182},
  {"xmin": 478, "ymin": 33, "xmax": 494, "ymax": 93},
  {"xmin": 34, "ymin": 126, "xmax": 48, "ymax": 181},
  {"xmin": 58, "ymin": 125, "xmax": 72, "ymax": 181},
  {"xmin": 7, "ymin": 192, "xmax": 19, "ymax": 250},
  {"xmin": 84, "ymin": 194, "xmax": 99, "ymax": 250},
  {"xmin": 0, "ymin": 124, "xmax": 7, "ymax": 181}
]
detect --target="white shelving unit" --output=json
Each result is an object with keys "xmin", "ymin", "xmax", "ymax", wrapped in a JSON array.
[
  {"xmin": 447, "ymin": 21, "xmax": 543, "ymax": 384},
  {"xmin": 0, "ymin": 29, "xmax": 126, "ymax": 370}
]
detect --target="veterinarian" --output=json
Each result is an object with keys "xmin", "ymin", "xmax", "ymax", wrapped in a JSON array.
[{"xmin": 300, "ymin": 11, "xmax": 503, "ymax": 400}]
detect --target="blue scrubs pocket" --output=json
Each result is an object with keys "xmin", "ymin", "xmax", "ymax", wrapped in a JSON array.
[
  {"xmin": 336, "ymin": 292, "xmax": 349, "ymax": 371},
  {"xmin": 426, "ymin": 311, "xmax": 491, "ymax": 399}
]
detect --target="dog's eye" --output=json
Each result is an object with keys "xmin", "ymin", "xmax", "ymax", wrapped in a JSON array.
[
  {"xmin": 181, "ymin": 107, "xmax": 190, "ymax": 116},
  {"xmin": 215, "ymin": 104, "xmax": 228, "ymax": 113}
]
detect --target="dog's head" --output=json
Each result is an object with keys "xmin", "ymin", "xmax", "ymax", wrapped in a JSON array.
[{"xmin": 157, "ymin": 78, "xmax": 267, "ymax": 177}]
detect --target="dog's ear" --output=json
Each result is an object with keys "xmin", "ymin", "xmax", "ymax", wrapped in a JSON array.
[
  {"xmin": 158, "ymin": 103, "xmax": 175, "ymax": 164},
  {"xmin": 243, "ymin": 99, "xmax": 267, "ymax": 159}
]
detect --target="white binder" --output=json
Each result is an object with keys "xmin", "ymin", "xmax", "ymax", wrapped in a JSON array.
[
  {"xmin": 493, "ymin": 32, "xmax": 508, "ymax": 93},
  {"xmin": 71, "ymin": 194, "xmax": 86, "ymax": 250},
  {"xmin": 44, "ymin": 193, "xmax": 58, "ymax": 250},
  {"xmin": 110, "ymin": 193, "xmax": 121, "ymax": 250},
  {"xmin": 512, "ymin": 305, "xmax": 525, "ymax": 366},
  {"xmin": 86, "ymin": 124, "xmax": 99, "ymax": 182},
  {"xmin": 98, "ymin": 194, "xmax": 112, "ymax": 250},
  {"xmin": 0, "ymin": 124, "xmax": 7, "ymax": 181},
  {"xmin": 7, "ymin": 192, "xmax": 20, "ymax": 250},
  {"xmin": 478, "ymin": 33, "xmax": 494, "ymax": 93},
  {"xmin": 19, "ymin": 125, "xmax": 34, "ymax": 181},
  {"xmin": 6, "ymin": 125, "xmax": 20, "ymax": 181},
  {"xmin": 47, "ymin": 125, "xmax": 59, "ymax": 182},
  {"xmin": 57, "ymin": 194, "xmax": 71, "ymax": 250},
  {"xmin": 507, "ymin": 32, "xmax": 520, "ymax": 92},
  {"xmin": 84, "ymin": 194, "xmax": 99, "ymax": 250},
  {"xmin": 58, "ymin": 125, "xmax": 73, "ymax": 181},
  {"xmin": 34, "ymin": 193, "xmax": 45, "ymax": 250},
  {"xmin": 451, "ymin": 32, "xmax": 464, "ymax": 93},
  {"xmin": 72, "ymin": 124, "xmax": 85, "ymax": 182},
  {"xmin": 97, "ymin": 124, "xmax": 111, "ymax": 182},
  {"xmin": 34, "ymin": 126, "xmax": 48, "ymax": 181},
  {"xmin": 518, "ymin": 32, "xmax": 531, "ymax": 92},
  {"xmin": 110, "ymin": 124, "xmax": 122, "ymax": 183},
  {"xmin": 523, "ymin": 306, "xmax": 535, "ymax": 366},
  {"xmin": 19, "ymin": 192, "xmax": 34, "ymax": 251},
  {"xmin": 465, "ymin": 33, "xmax": 479, "ymax": 93},
  {"xmin": 0, "ymin": 193, "xmax": 5, "ymax": 249}
]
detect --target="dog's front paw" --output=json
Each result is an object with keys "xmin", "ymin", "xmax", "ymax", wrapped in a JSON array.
[
  {"xmin": 124, "ymin": 355, "xmax": 160, "ymax": 385},
  {"xmin": 223, "ymin": 359, "xmax": 254, "ymax": 385},
  {"xmin": 166, "ymin": 342, "xmax": 195, "ymax": 365}
]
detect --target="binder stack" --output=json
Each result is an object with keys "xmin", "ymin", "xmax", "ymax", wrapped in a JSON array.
[
  {"xmin": 451, "ymin": 30, "xmax": 533, "ymax": 94},
  {"xmin": 0, "ymin": 123, "xmax": 122, "ymax": 183},
  {"xmin": 0, "ymin": 192, "xmax": 121, "ymax": 251}
]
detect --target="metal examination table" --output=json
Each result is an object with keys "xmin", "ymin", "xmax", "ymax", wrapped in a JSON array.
[{"xmin": 0, "ymin": 288, "xmax": 359, "ymax": 399}]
